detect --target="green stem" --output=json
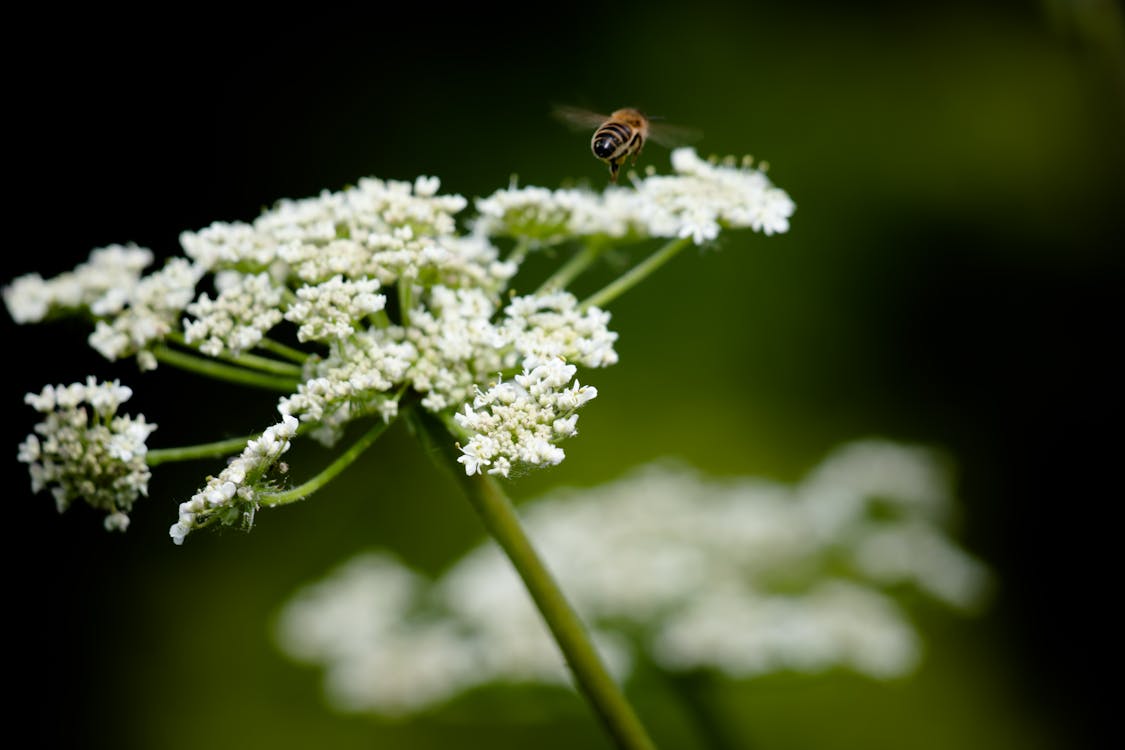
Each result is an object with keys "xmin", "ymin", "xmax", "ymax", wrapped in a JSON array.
[
  {"xmin": 409, "ymin": 410, "xmax": 657, "ymax": 750},
  {"xmin": 536, "ymin": 239, "xmax": 607, "ymax": 294},
  {"xmin": 398, "ymin": 277, "xmax": 414, "ymax": 327},
  {"xmin": 581, "ymin": 237, "xmax": 692, "ymax": 310},
  {"xmin": 147, "ymin": 434, "xmax": 257, "ymax": 466},
  {"xmin": 658, "ymin": 667, "xmax": 743, "ymax": 750},
  {"xmin": 259, "ymin": 416, "xmax": 394, "ymax": 506},
  {"xmin": 257, "ymin": 337, "xmax": 311, "ymax": 365},
  {"xmin": 506, "ymin": 237, "xmax": 532, "ymax": 266},
  {"xmin": 152, "ymin": 345, "xmax": 301, "ymax": 392},
  {"xmin": 165, "ymin": 330, "xmax": 304, "ymax": 375},
  {"xmin": 220, "ymin": 350, "xmax": 304, "ymax": 376}
]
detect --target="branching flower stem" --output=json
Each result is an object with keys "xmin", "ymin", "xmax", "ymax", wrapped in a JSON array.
[
  {"xmin": 217, "ymin": 349, "xmax": 304, "ymax": 377},
  {"xmin": 581, "ymin": 237, "xmax": 692, "ymax": 310},
  {"xmin": 536, "ymin": 239, "xmax": 607, "ymax": 294},
  {"xmin": 164, "ymin": 331, "xmax": 303, "ymax": 376},
  {"xmin": 152, "ymin": 344, "xmax": 301, "ymax": 392},
  {"xmin": 147, "ymin": 435, "xmax": 260, "ymax": 466},
  {"xmin": 409, "ymin": 408, "xmax": 657, "ymax": 750},
  {"xmin": 260, "ymin": 415, "xmax": 397, "ymax": 507},
  {"xmin": 256, "ymin": 337, "xmax": 310, "ymax": 364}
]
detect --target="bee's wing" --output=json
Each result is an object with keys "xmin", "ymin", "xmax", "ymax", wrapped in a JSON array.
[
  {"xmin": 647, "ymin": 120, "xmax": 704, "ymax": 148},
  {"xmin": 552, "ymin": 105, "xmax": 609, "ymax": 132}
]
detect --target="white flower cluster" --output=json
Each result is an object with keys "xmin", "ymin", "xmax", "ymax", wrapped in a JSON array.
[
  {"xmin": 183, "ymin": 272, "xmax": 285, "ymax": 356},
  {"xmin": 279, "ymin": 329, "xmax": 416, "ymax": 441},
  {"xmin": 88, "ymin": 258, "xmax": 205, "ymax": 369},
  {"xmin": 276, "ymin": 439, "xmax": 990, "ymax": 715},
  {"xmin": 180, "ymin": 176, "xmax": 514, "ymax": 292},
  {"xmin": 169, "ymin": 415, "xmax": 298, "ymax": 545},
  {"xmin": 18, "ymin": 378, "xmax": 156, "ymax": 531},
  {"xmin": 283, "ymin": 276, "xmax": 386, "ymax": 343},
  {"xmin": 5, "ymin": 149, "xmax": 793, "ymax": 542},
  {"xmin": 473, "ymin": 147, "xmax": 795, "ymax": 245},
  {"xmin": 2, "ymin": 244, "xmax": 154, "ymax": 324},
  {"xmin": 454, "ymin": 357, "xmax": 598, "ymax": 477}
]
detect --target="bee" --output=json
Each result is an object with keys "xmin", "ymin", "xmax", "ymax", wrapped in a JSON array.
[{"xmin": 553, "ymin": 105, "xmax": 700, "ymax": 183}]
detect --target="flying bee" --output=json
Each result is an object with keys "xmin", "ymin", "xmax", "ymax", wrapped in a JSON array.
[{"xmin": 553, "ymin": 105, "xmax": 700, "ymax": 183}]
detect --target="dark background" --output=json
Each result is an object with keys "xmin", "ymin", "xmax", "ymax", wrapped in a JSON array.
[{"xmin": 6, "ymin": 2, "xmax": 1121, "ymax": 747}]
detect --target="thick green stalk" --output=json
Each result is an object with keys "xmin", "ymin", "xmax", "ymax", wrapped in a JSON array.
[
  {"xmin": 257, "ymin": 337, "xmax": 310, "ymax": 364},
  {"xmin": 409, "ymin": 410, "xmax": 657, "ymax": 750},
  {"xmin": 153, "ymin": 345, "xmax": 300, "ymax": 392},
  {"xmin": 165, "ymin": 331, "xmax": 304, "ymax": 375},
  {"xmin": 217, "ymin": 349, "xmax": 304, "ymax": 377},
  {"xmin": 581, "ymin": 237, "xmax": 691, "ymax": 310}
]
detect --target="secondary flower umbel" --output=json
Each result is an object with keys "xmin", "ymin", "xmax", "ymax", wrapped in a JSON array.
[
  {"xmin": 4, "ymin": 148, "xmax": 794, "ymax": 543},
  {"xmin": 18, "ymin": 378, "xmax": 156, "ymax": 531},
  {"xmin": 276, "ymin": 440, "xmax": 990, "ymax": 716}
]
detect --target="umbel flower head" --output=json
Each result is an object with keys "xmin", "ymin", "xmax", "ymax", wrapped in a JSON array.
[
  {"xmin": 4, "ymin": 149, "xmax": 794, "ymax": 543},
  {"xmin": 275, "ymin": 440, "xmax": 990, "ymax": 716},
  {"xmin": 18, "ymin": 378, "xmax": 156, "ymax": 531}
]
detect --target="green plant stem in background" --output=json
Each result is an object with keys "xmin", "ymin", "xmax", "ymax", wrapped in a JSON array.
[
  {"xmin": 581, "ymin": 237, "xmax": 691, "ymax": 310},
  {"xmin": 153, "ymin": 344, "xmax": 301, "ymax": 392},
  {"xmin": 409, "ymin": 409, "xmax": 658, "ymax": 750},
  {"xmin": 656, "ymin": 667, "xmax": 742, "ymax": 750},
  {"xmin": 506, "ymin": 237, "xmax": 532, "ymax": 266}
]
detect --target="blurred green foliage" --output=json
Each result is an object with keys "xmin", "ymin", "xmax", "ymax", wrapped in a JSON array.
[{"xmin": 7, "ymin": 2, "xmax": 1120, "ymax": 748}]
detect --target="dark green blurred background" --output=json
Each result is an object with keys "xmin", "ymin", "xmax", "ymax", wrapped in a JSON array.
[{"xmin": 7, "ymin": 2, "xmax": 1121, "ymax": 747}]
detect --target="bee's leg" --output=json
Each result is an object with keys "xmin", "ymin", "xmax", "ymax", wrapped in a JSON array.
[{"xmin": 608, "ymin": 158, "xmax": 622, "ymax": 183}]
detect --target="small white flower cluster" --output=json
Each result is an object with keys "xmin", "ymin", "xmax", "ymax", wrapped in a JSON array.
[
  {"xmin": 279, "ymin": 329, "xmax": 416, "ymax": 441},
  {"xmin": 502, "ymin": 292, "xmax": 619, "ymax": 368},
  {"xmin": 183, "ymin": 272, "xmax": 285, "ymax": 356},
  {"xmin": 18, "ymin": 378, "xmax": 156, "ymax": 531},
  {"xmin": 283, "ymin": 276, "xmax": 386, "ymax": 343},
  {"xmin": 88, "ymin": 258, "xmax": 205, "ymax": 369},
  {"xmin": 2, "ymin": 244, "xmax": 154, "ymax": 324},
  {"xmin": 275, "ymin": 439, "xmax": 990, "ymax": 715},
  {"xmin": 454, "ymin": 357, "xmax": 598, "ymax": 477},
  {"xmin": 473, "ymin": 147, "xmax": 795, "ymax": 245},
  {"xmin": 180, "ymin": 176, "xmax": 514, "ymax": 293},
  {"xmin": 169, "ymin": 415, "xmax": 298, "ymax": 545}
]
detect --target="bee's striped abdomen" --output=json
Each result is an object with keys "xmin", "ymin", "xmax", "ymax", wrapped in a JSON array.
[{"xmin": 591, "ymin": 121, "xmax": 632, "ymax": 160}]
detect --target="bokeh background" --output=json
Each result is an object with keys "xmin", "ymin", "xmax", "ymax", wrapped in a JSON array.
[{"xmin": 7, "ymin": 1, "xmax": 1121, "ymax": 747}]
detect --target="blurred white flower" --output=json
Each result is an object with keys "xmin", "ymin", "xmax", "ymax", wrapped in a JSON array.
[
  {"xmin": 276, "ymin": 439, "xmax": 990, "ymax": 715},
  {"xmin": 2, "ymin": 244, "xmax": 153, "ymax": 323}
]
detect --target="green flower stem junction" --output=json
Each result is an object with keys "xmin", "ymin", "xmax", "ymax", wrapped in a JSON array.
[{"xmin": 260, "ymin": 416, "xmax": 395, "ymax": 507}]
